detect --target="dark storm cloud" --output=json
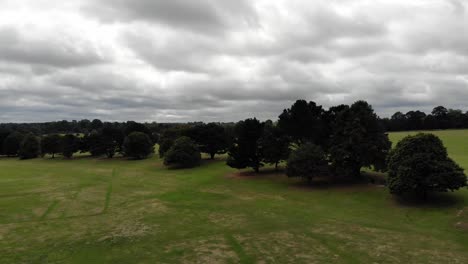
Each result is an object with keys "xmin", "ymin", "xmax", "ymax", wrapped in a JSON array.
[
  {"xmin": 0, "ymin": 0, "xmax": 467, "ymax": 122},
  {"xmin": 84, "ymin": 0, "xmax": 257, "ymax": 34}
]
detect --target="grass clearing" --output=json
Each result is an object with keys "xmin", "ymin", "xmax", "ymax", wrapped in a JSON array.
[{"xmin": 0, "ymin": 130, "xmax": 467, "ymax": 263}]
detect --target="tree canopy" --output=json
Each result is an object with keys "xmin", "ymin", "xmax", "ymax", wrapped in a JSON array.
[
  {"xmin": 227, "ymin": 118, "xmax": 264, "ymax": 172},
  {"xmin": 387, "ymin": 133, "xmax": 467, "ymax": 199},
  {"xmin": 164, "ymin": 136, "xmax": 201, "ymax": 168},
  {"xmin": 123, "ymin": 132, "xmax": 154, "ymax": 159}
]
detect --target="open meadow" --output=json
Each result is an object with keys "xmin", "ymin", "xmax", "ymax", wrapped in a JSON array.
[{"xmin": 1, "ymin": 130, "xmax": 468, "ymax": 263}]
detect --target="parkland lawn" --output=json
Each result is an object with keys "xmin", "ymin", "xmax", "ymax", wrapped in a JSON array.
[{"xmin": 1, "ymin": 130, "xmax": 468, "ymax": 263}]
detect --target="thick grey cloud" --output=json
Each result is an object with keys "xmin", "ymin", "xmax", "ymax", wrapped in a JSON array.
[{"xmin": 0, "ymin": 0, "xmax": 467, "ymax": 123}]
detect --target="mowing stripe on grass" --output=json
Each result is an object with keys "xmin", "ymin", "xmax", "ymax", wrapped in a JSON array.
[
  {"xmin": 40, "ymin": 200, "xmax": 59, "ymax": 221},
  {"xmin": 102, "ymin": 168, "xmax": 116, "ymax": 214},
  {"xmin": 225, "ymin": 234, "xmax": 254, "ymax": 264}
]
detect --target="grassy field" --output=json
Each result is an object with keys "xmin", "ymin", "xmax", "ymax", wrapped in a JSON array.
[{"xmin": 1, "ymin": 130, "xmax": 468, "ymax": 263}]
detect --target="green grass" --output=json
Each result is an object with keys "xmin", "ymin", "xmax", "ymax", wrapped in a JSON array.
[{"xmin": 1, "ymin": 130, "xmax": 468, "ymax": 263}]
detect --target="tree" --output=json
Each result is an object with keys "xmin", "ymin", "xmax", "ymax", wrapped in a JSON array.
[
  {"xmin": 187, "ymin": 123, "xmax": 228, "ymax": 159},
  {"xmin": 3, "ymin": 132, "xmax": 24, "ymax": 156},
  {"xmin": 41, "ymin": 134, "xmax": 63, "ymax": 158},
  {"xmin": 0, "ymin": 129, "xmax": 11, "ymax": 155},
  {"xmin": 258, "ymin": 121, "xmax": 290, "ymax": 170},
  {"xmin": 83, "ymin": 132, "xmax": 106, "ymax": 157},
  {"xmin": 19, "ymin": 133, "xmax": 41, "ymax": 159},
  {"xmin": 164, "ymin": 137, "xmax": 201, "ymax": 168},
  {"xmin": 278, "ymin": 100, "xmax": 326, "ymax": 146},
  {"xmin": 286, "ymin": 143, "xmax": 328, "ymax": 182},
  {"xmin": 387, "ymin": 133, "xmax": 467, "ymax": 199},
  {"xmin": 227, "ymin": 118, "xmax": 264, "ymax": 172},
  {"xmin": 100, "ymin": 125, "xmax": 124, "ymax": 158},
  {"xmin": 123, "ymin": 132, "xmax": 154, "ymax": 159},
  {"xmin": 329, "ymin": 101, "xmax": 391, "ymax": 178},
  {"xmin": 158, "ymin": 127, "xmax": 185, "ymax": 157},
  {"xmin": 62, "ymin": 134, "xmax": 79, "ymax": 158},
  {"xmin": 91, "ymin": 119, "xmax": 103, "ymax": 130}
]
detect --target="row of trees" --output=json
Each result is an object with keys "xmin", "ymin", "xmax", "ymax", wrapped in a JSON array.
[
  {"xmin": 382, "ymin": 106, "xmax": 468, "ymax": 131},
  {"xmin": 226, "ymin": 100, "xmax": 390, "ymax": 178},
  {"xmin": 221, "ymin": 100, "xmax": 466, "ymax": 199},
  {"xmin": 0, "ymin": 122, "xmax": 156, "ymax": 159}
]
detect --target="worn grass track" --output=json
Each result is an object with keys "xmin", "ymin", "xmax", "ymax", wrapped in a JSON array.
[{"xmin": 0, "ymin": 130, "xmax": 467, "ymax": 263}]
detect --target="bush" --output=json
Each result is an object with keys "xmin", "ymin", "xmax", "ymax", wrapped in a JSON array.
[
  {"xmin": 123, "ymin": 132, "xmax": 154, "ymax": 159},
  {"xmin": 3, "ymin": 132, "xmax": 23, "ymax": 156},
  {"xmin": 387, "ymin": 133, "xmax": 467, "ymax": 199},
  {"xmin": 286, "ymin": 143, "xmax": 328, "ymax": 182},
  {"xmin": 19, "ymin": 133, "xmax": 41, "ymax": 159},
  {"xmin": 164, "ymin": 137, "xmax": 201, "ymax": 168}
]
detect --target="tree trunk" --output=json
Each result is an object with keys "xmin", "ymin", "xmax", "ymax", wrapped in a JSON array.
[
  {"xmin": 210, "ymin": 153, "xmax": 215, "ymax": 160},
  {"xmin": 52, "ymin": 153, "xmax": 55, "ymax": 159},
  {"xmin": 254, "ymin": 166, "xmax": 259, "ymax": 173},
  {"xmin": 275, "ymin": 162, "xmax": 279, "ymax": 171}
]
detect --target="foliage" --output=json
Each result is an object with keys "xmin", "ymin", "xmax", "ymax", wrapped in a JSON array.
[
  {"xmin": 278, "ymin": 100, "xmax": 327, "ymax": 146},
  {"xmin": 258, "ymin": 121, "xmax": 290, "ymax": 170},
  {"xmin": 19, "ymin": 133, "xmax": 41, "ymax": 160},
  {"xmin": 186, "ymin": 123, "xmax": 228, "ymax": 159},
  {"xmin": 3, "ymin": 131, "xmax": 24, "ymax": 156},
  {"xmin": 227, "ymin": 118, "xmax": 264, "ymax": 172},
  {"xmin": 387, "ymin": 133, "xmax": 467, "ymax": 199},
  {"xmin": 286, "ymin": 143, "xmax": 328, "ymax": 181},
  {"xmin": 41, "ymin": 134, "xmax": 63, "ymax": 158},
  {"xmin": 328, "ymin": 101, "xmax": 391, "ymax": 177},
  {"xmin": 158, "ymin": 127, "xmax": 185, "ymax": 157},
  {"xmin": 62, "ymin": 134, "xmax": 79, "ymax": 158},
  {"xmin": 123, "ymin": 132, "xmax": 154, "ymax": 159},
  {"xmin": 164, "ymin": 137, "xmax": 201, "ymax": 168}
]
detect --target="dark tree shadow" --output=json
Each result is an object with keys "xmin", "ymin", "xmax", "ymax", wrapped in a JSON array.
[{"xmin": 393, "ymin": 192, "xmax": 466, "ymax": 209}]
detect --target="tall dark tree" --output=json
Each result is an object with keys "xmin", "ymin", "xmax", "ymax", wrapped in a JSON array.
[
  {"xmin": 83, "ymin": 132, "xmax": 106, "ymax": 157},
  {"xmin": 3, "ymin": 132, "xmax": 24, "ymax": 157},
  {"xmin": 187, "ymin": 123, "xmax": 228, "ymax": 159},
  {"xmin": 278, "ymin": 100, "xmax": 326, "ymax": 146},
  {"xmin": 387, "ymin": 133, "xmax": 467, "ymax": 199},
  {"xmin": 100, "ymin": 125, "xmax": 124, "ymax": 158},
  {"xmin": 227, "ymin": 118, "xmax": 264, "ymax": 173},
  {"xmin": 41, "ymin": 134, "xmax": 63, "ymax": 158},
  {"xmin": 19, "ymin": 133, "xmax": 41, "ymax": 160},
  {"xmin": 258, "ymin": 121, "xmax": 290, "ymax": 170},
  {"xmin": 123, "ymin": 132, "xmax": 154, "ymax": 159},
  {"xmin": 62, "ymin": 134, "xmax": 79, "ymax": 158},
  {"xmin": 329, "ymin": 101, "xmax": 391, "ymax": 178}
]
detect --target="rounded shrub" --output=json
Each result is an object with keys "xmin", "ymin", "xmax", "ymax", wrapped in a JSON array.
[
  {"xmin": 123, "ymin": 132, "xmax": 154, "ymax": 159},
  {"xmin": 387, "ymin": 133, "xmax": 467, "ymax": 199},
  {"xmin": 286, "ymin": 143, "xmax": 328, "ymax": 181},
  {"xmin": 164, "ymin": 137, "xmax": 201, "ymax": 168}
]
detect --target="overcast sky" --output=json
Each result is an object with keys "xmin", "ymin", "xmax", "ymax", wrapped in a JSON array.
[{"xmin": 0, "ymin": 0, "xmax": 467, "ymax": 122}]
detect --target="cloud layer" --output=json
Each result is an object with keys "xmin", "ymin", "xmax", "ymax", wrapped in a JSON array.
[{"xmin": 0, "ymin": 0, "xmax": 467, "ymax": 122}]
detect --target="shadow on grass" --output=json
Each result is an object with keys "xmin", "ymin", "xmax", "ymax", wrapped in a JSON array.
[{"xmin": 393, "ymin": 192, "xmax": 466, "ymax": 209}]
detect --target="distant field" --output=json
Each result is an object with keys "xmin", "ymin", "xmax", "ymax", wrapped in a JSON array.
[{"xmin": 0, "ymin": 130, "xmax": 467, "ymax": 263}]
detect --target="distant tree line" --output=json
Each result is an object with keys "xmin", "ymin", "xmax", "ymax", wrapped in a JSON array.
[
  {"xmin": 381, "ymin": 106, "xmax": 468, "ymax": 131},
  {"xmin": 0, "ymin": 121, "xmax": 158, "ymax": 160}
]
